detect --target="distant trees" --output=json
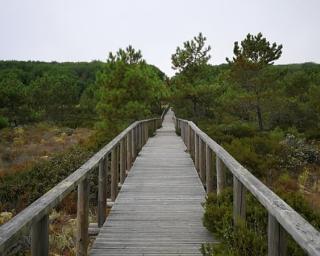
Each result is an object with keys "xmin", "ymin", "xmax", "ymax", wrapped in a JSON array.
[
  {"xmin": 226, "ymin": 33, "xmax": 283, "ymax": 130},
  {"xmin": 96, "ymin": 46, "xmax": 168, "ymax": 133},
  {"xmin": 0, "ymin": 61, "xmax": 103, "ymax": 127}
]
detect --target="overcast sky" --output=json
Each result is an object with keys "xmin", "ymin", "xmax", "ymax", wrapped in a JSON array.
[{"xmin": 0, "ymin": 0, "xmax": 319, "ymax": 76}]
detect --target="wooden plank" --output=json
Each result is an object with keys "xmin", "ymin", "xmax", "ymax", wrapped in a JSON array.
[
  {"xmin": 90, "ymin": 109, "xmax": 215, "ymax": 255},
  {"xmin": 206, "ymin": 145, "xmax": 214, "ymax": 193},
  {"xmin": 119, "ymin": 140, "xmax": 125, "ymax": 184},
  {"xmin": 76, "ymin": 178, "xmax": 89, "ymax": 256},
  {"xmin": 98, "ymin": 158, "xmax": 107, "ymax": 228},
  {"xmin": 216, "ymin": 156, "xmax": 226, "ymax": 195},
  {"xmin": 199, "ymin": 139, "xmax": 206, "ymax": 184},
  {"xmin": 111, "ymin": 147, "xmax": 118, "ymax": 202},
  {"xmin": 233, "ymin": 176, "xmax": 246, "ymax": 224},
  {"xmin": 126, "ymin": 132, "xmax": 132, "ymax": 170},
  {"xmin": 31, "ymin": 214, "xmax": 49, "ymax": 256},
  {"xmin": 268, "ymin": 213, "xmax": 287, "ymax": 256},
  {"xmin": 195, "ymin": 134, "xmax": 199, "ymax": 171}
]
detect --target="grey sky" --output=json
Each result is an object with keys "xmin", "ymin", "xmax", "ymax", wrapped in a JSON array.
[{"xmin": 0, "ymin": 0, "xmax": 319, "ymax": 76}]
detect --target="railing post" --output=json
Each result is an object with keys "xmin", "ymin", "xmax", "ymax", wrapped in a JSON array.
[
  {"xmin": 98, "ymin": 158, "xmax": 107, "ymax": 228},
  {"xmin": 233, "ymin": 176, "xmax": 246, "ymax": 225},
  {"xmin": 195, "ymin": 134, "xmax": 199, "ymax": 171},
  {"xmin": 132, "ymin": 128, "xmax": 136, "ymax": 161},
  {"xmin": 76, "ymin": 178, "xmax": 89, "ymax": 256},
  {"xmin": 187, "ymin": 124, "xmax": 191, "ymax": 152},
  {"xmin": 120, "ymin": 139, "xmax": 125, "ymax": 184},
  {"xmin": 268, "ymin": 214, "xmax": 287, "ymax": 256},
  {"xmin": 127, "ymin": 132, "xmax": 132, "ymax": 170},
  {"xmin": 144, "ymin": 122, "xmax": 148, "ymax": 144},
  {"xmin": 111, "ymin": 147, "xmax": 118, "ymax": 201},
  {"xmin": 31, "ymin": 214, "xmax": 49, "ymax": 256},
  {"xmin": 206, "ymin": 145, "xmax": 214, "ymax": 193},
  {"xmin": 216, "ymin": 156, "xmax": 226, "ymax": 195},
  {"xmin": 199, "ymin": 139, "xmax": 206, "ymax": 183}
]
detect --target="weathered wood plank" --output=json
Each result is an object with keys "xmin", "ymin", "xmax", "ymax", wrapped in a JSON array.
[
  {"xmin": 90, "ymin": 110, "xmax": 215, "ymax": 255},
  {"xmin": 268, "ymin": 213, "xmax": 287, "ymax": 256},
  {"xmin": 76, "ymin": 178, "xmax": 89, "ymax": 256},
  {"xmin": 98, "ymin": 158, "xmax": 107, "ymax": 228},
  {"xmin": 31, "ymin": 214, "xmax": 49, "ymax": 256}
]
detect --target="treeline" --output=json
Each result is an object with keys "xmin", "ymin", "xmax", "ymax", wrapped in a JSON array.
[{"xmin": 0, "ymin": 55, "xmax": 167, "ymax": 129}]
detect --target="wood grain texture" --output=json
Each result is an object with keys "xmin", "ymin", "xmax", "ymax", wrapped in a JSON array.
[
  {"xmin": 31, "ymin": 214, "xmax": 49, "ymax": 256},
  {"xmin": 76, "ymin": 178, "xmax": 89, "ymax": 256},
  {"xmin": 90, "ymin": 110, "xmax": 216, "ymax": 255}
]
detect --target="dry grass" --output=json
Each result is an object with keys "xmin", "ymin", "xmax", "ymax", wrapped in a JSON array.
[{"xmin": 0, "ymin": 123, "xmax": 92, "ymax": 176}]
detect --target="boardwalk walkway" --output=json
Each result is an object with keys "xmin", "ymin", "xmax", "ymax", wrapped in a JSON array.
[{"xmin": 90, "ymin": 110, "xmax": 215, "ymax": 255}]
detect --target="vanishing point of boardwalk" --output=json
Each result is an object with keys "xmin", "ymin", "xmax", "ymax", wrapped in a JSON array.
[{"xmin": 90, "ymin": 110, "xmax": 215, "ymax": 255}]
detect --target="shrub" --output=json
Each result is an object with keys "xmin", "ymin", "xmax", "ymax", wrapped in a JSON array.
[{"xmin": 0, "ymin": 116, "xmax": 9, "ymax": 129}]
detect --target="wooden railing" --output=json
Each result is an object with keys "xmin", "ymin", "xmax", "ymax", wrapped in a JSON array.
[
  {"xmin": 175, "ymin": 116, "xmax": 320, "ymax": 256},
  {"xmin": 0, "ymin": 117, "xmax": 162, "ymax": 256}
]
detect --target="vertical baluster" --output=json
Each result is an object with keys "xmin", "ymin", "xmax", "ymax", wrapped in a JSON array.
[
  {"xmin": 195, "ymin": 134, "xmax": 199, "ymax": 171},
  {"xmin": 111, "ymin": 147, "xmax": 118, "ymax": 201},
  {"xmin": 268, "ymin": 213, "xmax": 287, "ymax": 256},
  {"xmin": 233, "ymin": 176, "xmax": 246, "ymax": 225},
  {"xmin": 31, "ymin": 214, "xmax": 49, "ymax": 256},
  {"xmin": 206, "ymin": 145, "xmax": 214, "ymax": 193},
  {"xmin": 199, "ymin": 139, "xmax": 206, "ymax": 183},
  {"xmin": 76, "ymin": 178, "xmax": 89, "ymax": 256},
  {"xmin": 187, "ymin": 124, "xmax": 191, "ymax": 152},
  {"xmin": 127, "ymin": 133, "xmax": 132, "ymax": 170},
  {"xmin": 98, "ymin": 158, "xmax": 107, "ymax": 227},
  {"xmin": 144, "ymin": 122, "xmax": 148, "ymax": 144},
  {"xmin": 131, "ymin": 128, "xmax": 136, "ymax": 161},
  {"xmin": 216, "ymin": 156, "xmax": 226, "ymax": 195},
  {"xmin": 120, "ymin": 139, "xmax": 125, "ymax": 184}
]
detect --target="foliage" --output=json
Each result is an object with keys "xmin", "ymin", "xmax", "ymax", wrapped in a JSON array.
[
  {"xmin": 226, "ymin": 33, "xmax": 283, "ymax": 130},
  {"xmin": 202, "ymin": 188, "xmax": 319, "ymax": 256},
  {"xmin": 170, "ymin": 33, "xmax": 213, "ymax": 120},
  {"xmin": 96, "ymin": 46, "xmax": 167, "ymax": 133},
  {"xmin": 0, "ymin": 60, "xmax": 103, "ymax": 128}
]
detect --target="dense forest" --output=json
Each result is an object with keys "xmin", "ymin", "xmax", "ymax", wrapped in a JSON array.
[{"xmin": 0, "ymin": 33, "xmax": 320, "ymax": 255}]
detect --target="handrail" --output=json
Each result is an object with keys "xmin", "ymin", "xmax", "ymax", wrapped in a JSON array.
[
  {"xmin": 174, "ymin": 116, "xmax": 320, "ymax": 256},
  {"xmin": 160, "ymin": 105, "xmax": 170, "ymax": 122},
  {"xmin": 0, "ymin": 117, "xmax": 162, "ymax": 255}
]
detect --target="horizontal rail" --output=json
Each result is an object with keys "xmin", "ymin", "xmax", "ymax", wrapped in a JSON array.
[
  {"xmin": 175, "ymin": 117, "xmax": 320, "ymax": 256},
  {"xmin": 0, "ymin": 117, "xmax": 162, "ymax": 255}
]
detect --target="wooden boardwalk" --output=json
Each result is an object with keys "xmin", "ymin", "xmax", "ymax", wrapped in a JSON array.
[{"xmin": 90, "ymin": 110, "xmax": 215, "ymax": 255}]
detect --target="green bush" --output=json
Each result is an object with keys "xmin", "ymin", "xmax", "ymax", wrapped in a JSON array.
[
  {"xmin": 0, "ymin": 116, "xmax": 9, "ymax": 129},
  {"xmin": 202, "ymin": 188, "xmax": 315, "ymax": 256}
]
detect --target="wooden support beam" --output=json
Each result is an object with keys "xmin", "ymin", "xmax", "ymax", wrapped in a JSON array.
[
  {"xmin": 120, "ymin": 139, "xmax": 125, "ymax": 184},
  {"xmin": 31, "ymin": 214, "xmax": 49, "ymax": 256},
  {"xmin": 216, "ymin": 156, "xmax": 226, "ymax": 195},
  {"xmin": 268, "ymin": 214, "xmax": 287, "ymax": 256},
  {"xmin": 233, "ymin": 176, "xmax": 246, "ymax": 225},
  {"xmin": 199, "ymin": 139, "xmax": 206, "ymax": 183},
  {"xmin": 127, "ymin": 132, "xmax": 132, "ymax": 170},
  {"xmin": 131, "ymin": 128, "xmax": 136, "ymax": 161},
  {"xmin": 195, "ymin": 134, "xmax": 199, "ymax": 171},
  {"xmin": 98, "ymin": 158, "xmax": 107, "ymax": 228},
  {"xmin": 206, "ymin": 145, "xmax": 214, "ymax": 193},
  {"xmin": 76, "ymin": 178, "xmax": 89, "ymax": 256},
  {"xmin": 111, "ymin": 147, "xmax": 118, "ymax": 202}
]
